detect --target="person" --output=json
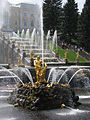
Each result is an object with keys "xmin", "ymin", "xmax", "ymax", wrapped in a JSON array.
[{"xmin": 75, "ymin": 45, "xmax": 77, "ymax": 52}]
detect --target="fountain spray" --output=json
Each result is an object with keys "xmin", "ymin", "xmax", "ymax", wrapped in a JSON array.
[{"xmin": 40, "ymin": 0, "xmax": 44, "ymax": 63}]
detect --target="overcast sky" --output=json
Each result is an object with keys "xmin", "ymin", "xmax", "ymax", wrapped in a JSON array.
[{"xmin": 8, "ymin": 0, "xmax": 86, "ymax": 12}]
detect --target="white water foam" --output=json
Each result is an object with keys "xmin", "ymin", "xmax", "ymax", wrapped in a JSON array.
[
  {"xmin": 1, "ymin": 118, "xmax": 16, "ymax": 120},
  {"xmin": 56, "ymin": 107, "xmax": 89, "ymax": 116},
  {"xmin": 79, "ymin": 96, "xmax": 90, "ymax": 99},
  {"xmin": 0, "ymin": 96, "xmax": 9, "ymax": 99},
  {"xmin": 0, "ymin": 90, "xmax": 13, "ymax": 92},
  {"xmin": 0, "ymin": 104, "xmax": 13, "ymax": 108}
]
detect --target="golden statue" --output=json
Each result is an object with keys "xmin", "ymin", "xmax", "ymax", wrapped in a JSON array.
[
  {"xmin": 30, "ymin": 50, "xmax": 34, "ymax": 59},
  {"xmin": 18, "ymin": 42, "xmax": 20, "ymax": 49},
  {"xmin": 76, "ymin": 52, "xmax": 79, "ymax": 59},
  {"xmin": 65, "ymin": 51, "xmax": 67, "ymax": 59},
  {"xmin": 34, "ymin": 55, "xmax": 47, "ymax": 84},
  {"xmin": 17, "ymin": 57, "xmax": 25, "ymax": 67},
  {"xmin": 8, "ymin": 34, "xmax": 10, "ymax": 41}
]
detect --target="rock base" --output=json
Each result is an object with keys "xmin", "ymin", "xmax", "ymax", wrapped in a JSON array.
[{"xmin": 8, "ymin": 83, "xmax": 80, "ymax": 110}]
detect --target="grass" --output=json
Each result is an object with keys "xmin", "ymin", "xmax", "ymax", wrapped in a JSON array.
[
  {"xmin": 45, "ymin": 40, "xmax": 89, "ymax": 62},
  {"xmin": 54, "ymin": 46, "xmax": 89, "ymax": 63}
]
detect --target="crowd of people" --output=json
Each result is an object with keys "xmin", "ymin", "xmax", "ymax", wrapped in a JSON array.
[{"xmin": 60, "ymin": 42, "xmax": 83, "ymax": 53}]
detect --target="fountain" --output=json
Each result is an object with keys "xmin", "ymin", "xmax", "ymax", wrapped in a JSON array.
[
  {"xmin": 57, "ymin": 66, "xmax": 80, "ymax": 83},
  {"xmin": 8, "ymin": 56, "xmax": 81, "ymax": 110},
  {"xmin": 68, "ymin": 69, "xmax": 90, "ymax": 88},
  {"xmin": 21, "ymin": 29, "xmax": 25, "ymax": 38},
  {"xmin": 26, "ymin": 29, "xmax": 30, "ymax": 39},
  {"xmin": 17, "ymin": 30, "xmax": 20, "ymax": 37},
  {"xmin": 46, "ymin": 30, "xmax": 50, "ymax": 50},
  {"xmin": 52, "ymin": 30, "xmax": 57, "ymax": 51},
  {"xmin": 15, "ymin": 67, "xmax": 34, "ymax": 86},
  {"xmin": 0, "ymin": 0, "xmax": 90, "ymax": 115},
  {"xmin": 31, "ymin": 28, "xmax": 36, "ymax": 45},
  {"xmin": 0, "ymin": 68, "xmax": 24, "ymax": 85},
  {"xmin": 12, "ymin": 32, "xmax": 19, "ymax": 38},
  {"xmin": 68, "ymin": 69, "xmax": 84, "ymax": 84}
]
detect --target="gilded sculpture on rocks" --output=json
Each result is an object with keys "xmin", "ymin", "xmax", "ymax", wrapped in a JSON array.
[{"xmin": 34, "ymin": 55, "xmax": 47, "ymax": 84}]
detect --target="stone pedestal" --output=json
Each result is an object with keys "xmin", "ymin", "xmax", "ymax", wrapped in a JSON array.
[
  {"xmin": 64, "ymin": 58, "xmax": 68, "ymax": 65},
  {"xmin": 76, "ymin": 59, "xmax": 79, "ymax": 65}
]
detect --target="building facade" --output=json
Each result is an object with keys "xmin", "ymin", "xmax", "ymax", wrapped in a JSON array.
[{"xmin": 2, "ymin": 2, "xmax": 41, "ymax": 33}]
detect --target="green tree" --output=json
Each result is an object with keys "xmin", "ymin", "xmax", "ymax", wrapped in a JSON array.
[
  {"xmin": 43, "ymin": 0, "xmax": 63, "ymax": 34},
  {"xmin": 63, "ymin": 0, "xmax": 78, "ymax": 43},
  {"xmin": 77, "ymin": 14, "xmax": 82, "ymax": 46},
  {"xmin": 79, "ymin": 0, "xmax": 90, "ymax": 52}
]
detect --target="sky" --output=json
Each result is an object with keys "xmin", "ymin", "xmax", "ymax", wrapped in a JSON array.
[{"xmin": 8, "ymin": 0, "xmax": 86, "ymax": 12}]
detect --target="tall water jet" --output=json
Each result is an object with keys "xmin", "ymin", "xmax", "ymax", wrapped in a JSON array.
[
  {"xmin": 31, "ymin": 28, "xmax": 36, "ymax": 45},
  {"xmin": 17, "ymin": 30, "xmax": 20, "ymax": 37},
  {"xmin": 52, "ymin": 30, "xmax": 57, "ymax": 51},
  {"xmin": 12, "ymin": 32, "xmax": 19, "ymax": 38},
  {"xmin": 37, "ymin": 31, "xmax": 40, "ymax": 47},
  {"xmin": 46, "ymin": 30, "xmax": 50, "ymax": 50},
  {"xmin": 40, "ymin": 0, "xmax": 44, "ymax": 62},
  {"xmin": 26, "ymin": 29, "xmax": 30, "ymax": 39},
  {"xmin": 0, "ymin": 1, "xmax": 10, "ymax": 30},
  {"xmin": 21, "ymin": 29, "xmax": 25, "ymax": 38}
]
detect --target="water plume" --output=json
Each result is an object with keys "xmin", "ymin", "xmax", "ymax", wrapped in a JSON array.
[{"xmin": 0, "ymin": 0, "xmax": 9, "ymax": 29}]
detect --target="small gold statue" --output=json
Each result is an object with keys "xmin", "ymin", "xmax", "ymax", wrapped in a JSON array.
[
  {"xmin": 8, "ymin": 34, "xmax": 10, "ymax": 41},
  {"xmin": 18, "ymin": 42, "xmax": 20, "ymax": 49},
  {"xmin": 30, "ymin": 50, "xmax": 34, "ymax": 59},
  {"xmin": 64, "ymin": 51, "xmax": 68, "ymax": 64},
  {"xmin": 65, "ymin": 51, "xmax": 67, "ymax": 59},
  {"xmin": 76, "ymin": 52, "xmax": 79, "ymax": 59},
  {"xmin": 34, "ymin": 55, "xmax": 47, "ymax": 84},
  {"xmin": 17, "ymin": 57, "xmax": 25, "ymax": 67},
  {"xmin": 61, "ymin": 104, "xmax": 66, "ymax": 108}
]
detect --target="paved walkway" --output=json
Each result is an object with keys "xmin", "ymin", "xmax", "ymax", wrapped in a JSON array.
[{"xmin": 80, "ymin": 51, "xmax": 90, "ymax": 61}]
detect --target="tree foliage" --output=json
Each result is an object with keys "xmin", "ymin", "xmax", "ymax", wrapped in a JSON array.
[
  {"xmin": 63, "ymin": 0, "xmax": 78, "ymax": 43},
  {"xmin": 43, "ymin": 0, "xmax": 63, "ymax": 34},
  {"xmin": 78, "ymin": 0, "xmax": 90, "ymax": 52}
]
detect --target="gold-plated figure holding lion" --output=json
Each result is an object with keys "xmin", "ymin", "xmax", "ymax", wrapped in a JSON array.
[{"xmin": 34, "ymin": 55, "xmax": 47, "ymax": 84}]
